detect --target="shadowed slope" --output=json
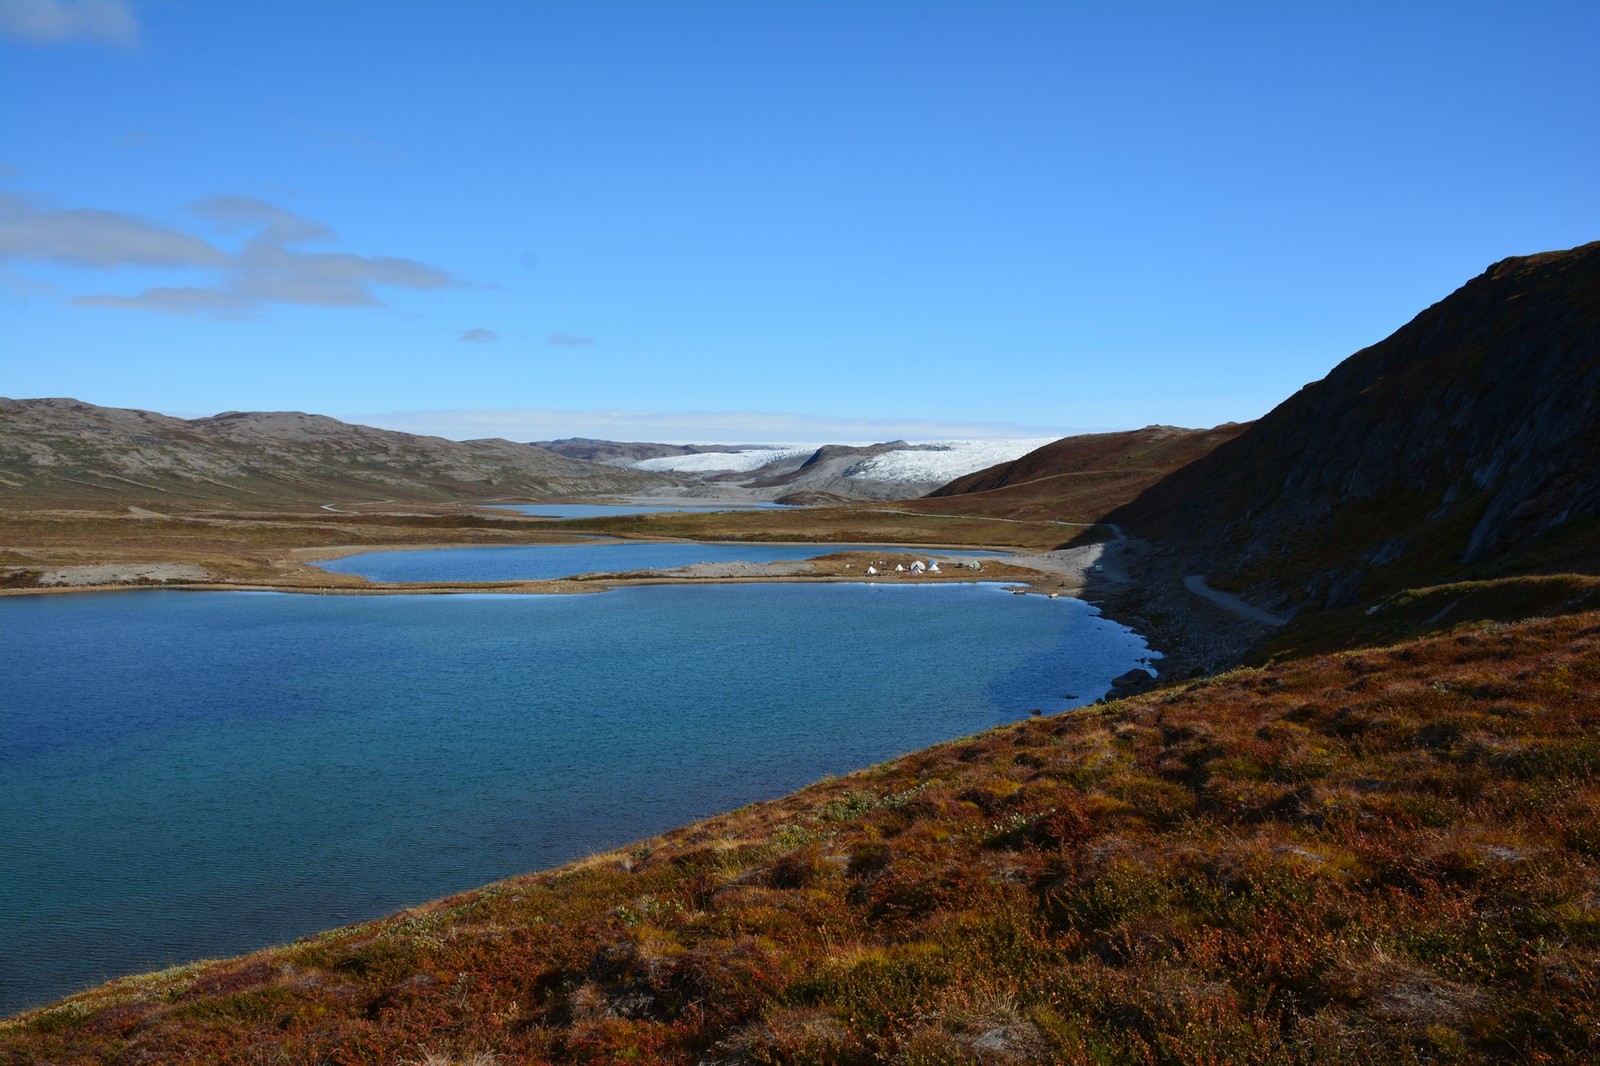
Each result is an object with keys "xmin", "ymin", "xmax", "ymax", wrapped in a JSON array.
[{"xmin": 1101, "ymin": 242, "xmax": 1600, "ymax": 614}]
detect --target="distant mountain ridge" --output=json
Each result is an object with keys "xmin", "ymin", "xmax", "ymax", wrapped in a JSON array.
[
  {"xmin": 1103, "ymin": 241, "xmax": 1600, "ymax": 613},
  {"xmin": 0, "ymin": 399, "xmax": 673, "ymax": 509}
]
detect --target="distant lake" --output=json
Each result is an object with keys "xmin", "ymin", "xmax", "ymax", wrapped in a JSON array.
[
  {"xmin": 489, "ymin": 501, "xmax": 791, "ymax": 518},
  {"xmin": 0, "ymin": 584, "xmax": 1155, "ymax": 1015},
  {"xmin": 314, "ymin": 541, "xmax": 1007, "ymax": 583}
]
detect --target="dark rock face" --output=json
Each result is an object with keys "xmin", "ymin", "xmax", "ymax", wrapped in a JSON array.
[
  {"xmin": 1108, "ymin": 668, "xmax": 1157, "ymax": 697},
  {"xmin": 1107, "ymin": 242, "xmax": 1600, "ymax": 612}
]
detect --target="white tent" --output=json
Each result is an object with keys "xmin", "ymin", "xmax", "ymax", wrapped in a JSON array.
[
  {"xmin": 928, "ymin": 561, "xmax": 941, "ymax": 573},
  {"xmin": 909, "ymin": 560, "xmax": 926, "ymax": 573}
]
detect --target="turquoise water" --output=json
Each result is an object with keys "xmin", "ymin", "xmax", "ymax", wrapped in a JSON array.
[
  {"xmin": 313, "ymin": 541, "xmax": 1006, "ymax": 583},
  {"xmin": 490, "ymin": 501, "xmax": 790, "ymax": 518},
  {"xmin": 0, "ymin": 584, "xmax": 1154, "ymax": 1015}
]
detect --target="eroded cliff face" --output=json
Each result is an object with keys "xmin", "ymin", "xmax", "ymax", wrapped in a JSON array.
[{"xmin": 1106, "ymin": 241, "xmax": 1600, "ymax": 613}]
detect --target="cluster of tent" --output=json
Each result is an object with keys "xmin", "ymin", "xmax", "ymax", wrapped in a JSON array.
[{"xmin": 864, "ymin": 559, "xmax": 942, "ymax": 576}]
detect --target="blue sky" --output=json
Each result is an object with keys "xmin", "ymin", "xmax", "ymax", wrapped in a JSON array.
[{"xmin": 2, "ymin": 1, "xmax": 1596, "ymax": 442}]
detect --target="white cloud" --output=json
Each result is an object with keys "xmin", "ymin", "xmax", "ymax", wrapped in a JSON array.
[
  {"xmin": 0, "ymin": 191, "xmax": 226, "ymax": 268},
  {"xmin": 461, "ymin": 328, "xmax": 497, "ymax": 343},
  {"xmin": 0, "ymin": 0, "xmax": 138, "ymax": 47},
  {"xmin": 547, "ymin": 332, "xmax": 595, "ymax": 347},
  {"xmin": 347, "ymin": 407, "xmax": 1085, "ymax": 444},
  {"xmin": 1, "ymin": 189, "xmax": 465, "ymax": 317},
  {"xmin": 227, "ymin": 240, "xmax": 456, "ymax": 308}
]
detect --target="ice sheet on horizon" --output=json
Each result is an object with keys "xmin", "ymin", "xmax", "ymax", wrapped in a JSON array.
[
  {"xmin": 633, "ymin": 446, "xmax": 818, "ymax": 473},
  {"xmin": 845, "ymin": 438, "xmax": 1058, "ymax": 482}
]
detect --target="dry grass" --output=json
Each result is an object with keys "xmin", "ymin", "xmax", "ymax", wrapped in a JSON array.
[{"xmin": 7, "ymin": 612, "xmax": 1598, "ymax": 1063}]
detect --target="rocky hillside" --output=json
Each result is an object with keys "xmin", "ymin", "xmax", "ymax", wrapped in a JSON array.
[
  {"xmin": 1104, "ymin": 242, "xmax": 1600, "ymax": 615},
  {"xmin": 0, "ymin": 399, "xmax": 674, "ymax": 509}
]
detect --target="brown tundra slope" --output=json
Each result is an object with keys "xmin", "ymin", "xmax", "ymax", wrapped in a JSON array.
[
  {"xmin": 4, "ymin": 611, "xmax": 1598, "ymax": 1063},
  {"xmin": 1100, "ymin": 242, "xmax": 1600, "ymax": 617},
  {"xmin": 909, "ymin": 424, "xmax": 1249, "ymax": 524},
  {"xmin": 0, "ymin": 399, "xmax": 674, "ymax": 510}
]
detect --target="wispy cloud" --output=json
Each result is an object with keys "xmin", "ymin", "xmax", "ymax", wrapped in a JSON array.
[
  {"xmin": 74, "ymin": 286, "xmax": 252, "ymax": 318},
  {"xmin": 0, "ymin": 192, "xmax": 226, "ymax": 268},
  {"xmin": 224, "ymin": 240, "xmax": 455, "ymax": 309},
  {"xmin": 0, "ymin": 0, "xmax": 139, "ymax": 47},
  {"xmin": 0, "ymin": 189, "xmax": 464, "ymax": 318},
  {"xmin": 547, "ymin": 332, "xmax": 594, "ymax": 347},
  {"xmin": 350, "ymin": 407, "xmax": 1085, "ymax": 444},
  {"xmin": 460, "ymin": 328, "xmax": 497, "ymax": 343},
  {"xmin": 189, "ymin": 195, "xmax": 333, "ymax": 244}
]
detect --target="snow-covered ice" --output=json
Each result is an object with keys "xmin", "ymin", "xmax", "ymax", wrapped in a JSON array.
[
  {"xmin": 629, "ymin": 437, "xmax": 1060, "ymax": 481},
  {"xmin": 632, "ymin": 446, "xmax": 817, "ymax": 473},
  {"xmin": 846, "ymin": 439, "xmax": 1059, "ymax": 482}
]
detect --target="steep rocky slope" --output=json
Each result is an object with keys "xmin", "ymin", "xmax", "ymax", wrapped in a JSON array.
[
  {"xmin": 1104, "ymin": 242, "xmax": 1600, "ymax": 614},
  {"xmin": 0, "ymin": 399, "xmax": 673, "ymax": 509}
]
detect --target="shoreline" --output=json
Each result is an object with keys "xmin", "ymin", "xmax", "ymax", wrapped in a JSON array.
[{"xmin": 0, "ymin": 533, "xmax": 1267, "ymax": 682}]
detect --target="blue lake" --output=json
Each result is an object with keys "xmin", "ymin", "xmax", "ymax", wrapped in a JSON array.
[
  {"xmin": 490, "ymin": 501, "xmax": 791, "ymax": 518},
  {"xmin": 314, "ymin": 541, "xmax": 1006, "ymax": 583},
  {"xmin": 0, "ymin": 583, "xmax": 1154, "ymax": 1015}
]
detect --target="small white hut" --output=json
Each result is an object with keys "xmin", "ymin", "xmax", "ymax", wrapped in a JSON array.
[
  {"xmin": 909, "ymin": 560, "xmax": 926, "ymax": 574},
  {"xmin": 928, "ymin": 561, "xmax": 941, "ymax": 573},
  {"xmin": 894, "ymin": 563, "xmax": 905, "ymax": 572},
  {"xmin": 866, "ymin": 565, "xmax": 878, "ymax": 575}
]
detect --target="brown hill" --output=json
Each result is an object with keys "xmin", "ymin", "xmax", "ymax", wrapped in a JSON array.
[
  {"xmin": 908, "ymin": 424, "xmax": 1248, "ymax": 523},
  {"xmin": 0, "ymin": 398, "xmax": 673, "ymax": 509},
  {"xmin": 1103, "ymin": 242, "xmax": 1600, "ymax": 614}
]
